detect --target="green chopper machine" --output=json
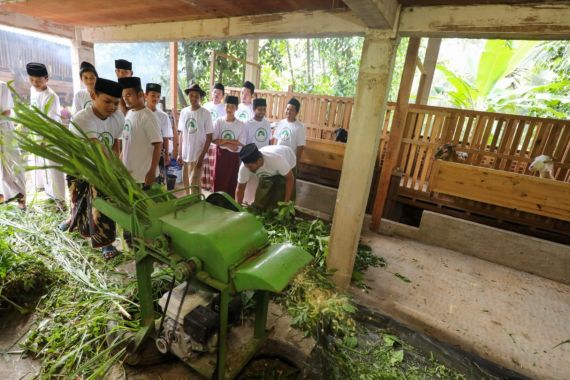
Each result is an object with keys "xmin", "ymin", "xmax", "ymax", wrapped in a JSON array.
[{"xmin": 94, "ymin": 189, "xmax": 312, "ymax": 379}]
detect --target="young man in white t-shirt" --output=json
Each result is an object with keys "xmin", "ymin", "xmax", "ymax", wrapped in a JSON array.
[
  {"xmin": 0, "ymin": 80, "xmax": 26, "ymax": 210},
  {"xmin": 119, "ymin": 76, "xmax": 163, "ymax": 187},
  {"xmin": 67, "ymin": 78, "xmax": 124, "ymax": 259},
  {"xmin": 236, "ymin": 143, "xmax": 296, "ymax": 211},
  {"xmin": 115, "ymin": 59, "xmax": 133, "ymax": 115},
  {"xmin": 245, "ymin": 98, "xmax": 271, "ymax": 148},
  {"xmin": 26, "ymin": 62, "xmax": 66, "ymax": 206},
  {"xmin": 273, "ymin": 97, "xmax": 306, "ymax": 167},
  {"xmin": 72, "ymin": 61, "xmax": 98, "ymax": 114},
  {"xmin": 176, "ymin": 84, "xmax": 213, "ymax": 195},
  {"xmin": 145, "ymin": 83, "xmax": 173, "ymax": 184},
  {"xmin": 212, "ymin": 95, "xmax": 247, "ymax": 198},
  {"xmin": 236, "ymin": 81, "xmax": 255, "ymax": 122},
  {"xmin": 203, "ymin": 82, "xmax": 227, "ymax": 121}
]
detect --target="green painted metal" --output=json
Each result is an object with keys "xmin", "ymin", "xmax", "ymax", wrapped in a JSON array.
[
  {"xmin": 159, "ymin": 201, "xmax": 268, "ymax": 283},
  {"xmin": 233, "ymin": 243, "xmax": 312, "ymax": 292}
]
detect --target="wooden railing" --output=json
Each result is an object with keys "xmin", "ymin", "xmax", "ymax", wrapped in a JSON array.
[
  {"xmin": 226, "ymin": 87, "xmax": 354, "ymax": 140},
  {"xmin": 223, "ymin": 87, "xmax": 570, "ymax": 189},
  {"xmin": 397, "ymin": 105, "xmax": 570, "ymax": 193}
]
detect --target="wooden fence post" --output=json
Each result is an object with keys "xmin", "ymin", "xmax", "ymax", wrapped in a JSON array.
[{"xmin": 370, "ymin": 37, "xmax": 421, "ymax": 231}]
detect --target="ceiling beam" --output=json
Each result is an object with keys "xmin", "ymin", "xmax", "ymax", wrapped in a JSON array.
[
  {"xmin": 343, "ymin": 0, "xmax": 400, "ymax": 28},
  {"xmin": 0, "ymin": 11, "xmax": 74, "ymax": 39},
  {"xmin": 80, "ymin": 10, "xmax": 368, "ymax": 43},
  {"xmin": 399, "ymin": 3, "xmax": 570, "ymax": 39}
]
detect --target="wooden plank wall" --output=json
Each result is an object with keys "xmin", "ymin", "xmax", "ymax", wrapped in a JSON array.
[{"xmin": 429, "ymin": 161, "xmax": 570, "ymax": 221}]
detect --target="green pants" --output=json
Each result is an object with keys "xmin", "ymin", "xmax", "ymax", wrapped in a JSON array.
[{"xmin": 253, "ymin": 175, "xmax": 296, "ymax": 212}]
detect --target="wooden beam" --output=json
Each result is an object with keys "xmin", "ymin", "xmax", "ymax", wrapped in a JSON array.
[
  {"xmin": 80, "ymin": 10, "xmax": 367, "ymax": 43},
  {"xmin": 416, "ymin": 38, "xmax": 441, "ymax": 105},
  {"xmin": 170, "ymin": 42, "xmax": 179, "ymax": 155},
  {"xmin": 326, "ymin": 30, "xmax": 397, "ymax": 290},
  {"xmin": 0, "ymin": 11, "xmax": 74, "ymax": 39},
  {"xmin": 399, "ymin": 3, "xmax": 570, "ymax": 39},
  {"xmin": 70, "ymin": 28, "xmax": 95, "ymax": 95},
  {"xmin": 245, "ymin": 39, "xmax": 260, "ymax": 88},
  {"xmin": 370, "ymin": 37, "xmax": 420, "ymax": 231},
  {"xmin": 343, "ymin": 0, "xmax": 399, "ymax": 28}
]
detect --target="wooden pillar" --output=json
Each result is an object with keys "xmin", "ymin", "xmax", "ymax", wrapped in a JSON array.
[
  {"xmin": 370, "ymin": 37, "xmax": 421, "ymax": 231},
  {"xmin": 70, "ymin": 28, "xmax": 95, "ymax": 94},
  {"xmin": 245, "ymin": 39, "xmax": 260, "ymax": 88},
  {"xmin": 416, "ymin": 38, "xmax": 441, "ymax": 105},
  {"xmin": 170, "ymin": 41, "xmax": 179, "ymax": 154},
  {"xmin": 326, "ymin": 31, "xmax": 398, "ymax": 290}
]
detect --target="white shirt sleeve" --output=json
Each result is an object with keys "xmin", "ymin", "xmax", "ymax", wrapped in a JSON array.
[
  {"xmin": 113, "ymin": 112, "xmax": 125, "ymax": 140},
  {"xmin": 275, "ymin": 158, "xmax": 292, "ymax": 176},
  {"xmin": 204, "ymin": 110, "xmax": 214, "ymax": 134},
  {"xmin": 0, "ymin": 82, "xmax": 14, "ymax": 113},
  {"xmin": 212, "ymin": 118, "xmax": 222, "ymax": 140},
  {"xmin": 177, "ymin": 109, "xmax": 186, "ymax": 132},
  {"xmin": 237, "ymin": 121, "xmax": 248, "ymax": 145},
  {"xmin": 145, "ymin": 112, "xmax": 163, "ymax": 144},
  {"xmin": 72, "ymin": 92, "xmax": 80, "ymax": 114},
  {"xmin": 237, "ymin": 163, "xmax": 252, "ymax": 184},
  {"xmin": 297, "ymin": 122, "xmax": 306, "ymax": 147}
]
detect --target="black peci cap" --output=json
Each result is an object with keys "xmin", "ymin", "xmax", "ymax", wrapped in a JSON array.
[
  {"xmin": 26, "ymin": 62, "xmax": 48, "ymax": 77},
  {"xmin": 253, "ymin": 98, "xmax": 266, "ymax": 109},
  {"xmin": 239, "ymin": 143, "xmax": 262, "ymax": 164},
  {"xmin": 243, "ymin": 81, "xmax": 255, "ymax": 94},
  {"xmin": 118, "ymin": 76, "xmax": 142, "ymax": 89},
  {"xmin": 224, "ymin": 95, "xmax": 239, "ymax": 105},
  {"xmin": 288, "ymin": 97, "xmax": 301, "ymax": 112},
  {"xmin": 115, "ymin": 59, "xmax": 132, "ymax": 70},
  {"xmin": 213, "ymin": 82, "xmax": 225, "ymax": 92},
  {"xmin": 79, "ymin": 61, "xmax": 98, "ymax": 78},
  {"xmin": 94, "ymin": 78, "xmax": 123, "ymax": 98},
  {"xmin": 146, "ymin": 83, "xmax": 161, "ymax": 93}
]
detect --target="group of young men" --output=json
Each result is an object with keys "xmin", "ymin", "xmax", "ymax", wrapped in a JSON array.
[{"xmin": 0, "ymin": 58, "xmax": 306, "ymax": 258}]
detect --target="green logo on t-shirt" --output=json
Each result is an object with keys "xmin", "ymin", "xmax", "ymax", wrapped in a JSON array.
[
  {"xmin": 186, "ymin": 118, "xmax": 198, "ymax": 134},
  {"xmin": 99, "ymin": 131, "xmax": 114, "ymax": 146},
  {"xmin": 222, "ymin": 130, "xmax": 235, "ymax": 140},
  {"xmin": 123, "ymin": 120, "xmax": 132, "ymax": 142},
  {"xmin": 279, "ymin": 128, "xmax": 291, "ymax": 142},
  {"xmin": 83, "ymin": 99, "xmax": 92, "ymax": 108},
  {"xmin": 237, "ymin": 111, "xmax": 249, "ymax": 121},
  {"xmin": 255, "ymin": 128, "xmax": 267, "ymax": 142},
  {"xmin": 210, "ymin": 110, "xmax": 218, "ymax": 120}
]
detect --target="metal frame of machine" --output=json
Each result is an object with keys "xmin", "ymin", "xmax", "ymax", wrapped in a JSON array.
[{"xmin": 94, "ymin": 187, "xmax": 311, "ymax": 379}]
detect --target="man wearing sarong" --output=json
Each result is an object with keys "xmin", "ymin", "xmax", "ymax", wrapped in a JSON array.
[
  {"xmin": 0, "ymin": 80, "xmax": 26, "ymax": 210},
  {"xmin": 212, "ymin": 95, "xmax": 246, "ymax": 198},
  {"xmin": 68, "ymin": 78, "xmax": 124, "ymax": 259},
  {"xmin": 236, "ymin": 143, "xmax": 296, "ymax": 211}
]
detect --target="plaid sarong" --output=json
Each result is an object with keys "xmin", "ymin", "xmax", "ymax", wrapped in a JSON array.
[{"xmin": 200, "ymin": 144, "xmax": 217, "ymax": 191}]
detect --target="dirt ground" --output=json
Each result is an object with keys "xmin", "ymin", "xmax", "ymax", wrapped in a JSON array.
[{"xmin": 353, "ymin": 229, "xmax": 570, "ymax": 380}]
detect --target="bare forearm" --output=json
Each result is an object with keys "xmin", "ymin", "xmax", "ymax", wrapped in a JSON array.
[
  {"xmin": 199, "ymin": 134, "xmax": 213, "ymax": 162},
  {"xmin": 236, "ymin": 184, "xmax": 246, "ymax": 204},
  {"xmin": 284, "ymin": 172, "xmax": 294, "ymax": 202},
  {"xmin": 296, "ymin": 146, "xmax": 304, "ymax": 165}
]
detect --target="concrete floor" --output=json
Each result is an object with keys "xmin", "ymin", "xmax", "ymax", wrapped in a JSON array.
[{"xmin": 352, "ymin": 229, "xmax": 570, "ymax": 380}]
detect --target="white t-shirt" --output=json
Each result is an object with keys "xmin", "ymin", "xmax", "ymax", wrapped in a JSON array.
[
  {"xmin": 274, "ymin": 119, "xmax": 306, "ymax": 152},
  {"xmin": 245, "ymin": 118, "xmax": 271, "ymax": 148},
  {"xmin": 177, "ymin": 106, "xmax": 213, "ymax": 163},
  {"xmin": 122, "ymin": 108, "xmax": 163, "ymax": 183},
  {"xmin": 236, "ymin": 103, "xmax": 254, "ymax": 123},
  {"xmin": 0, "ymin": 81, "xmax": 14, "ymax": 130},
  {"xmin": 30, "ymin": 86, "xmax": 60, "ymax": 122},
  {"xmin": 238, "ymin": 145, "xmax": 296, "ymax": 184},
  {"xmin": 71, "ymin": 106, "xmax": 124, "ymax": 148},
  {"xmin": 150, "ymin": 108, "xmax": 173, "ymax": 139},
  {"xmin": 203, "ymin": 101, "xmax": 226, "ymax": 121},
  {"xmin": 213, "ymin": 117, "xmax": 247, "ymax": 152},
  {"xmin": 72, "ymin": 89, "xmax": 92, "ymax": 114}
]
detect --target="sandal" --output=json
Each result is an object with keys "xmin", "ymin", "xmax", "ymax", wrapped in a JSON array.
[{"xmin": 101, "ymin": 245, "xmax": 120, "ymax": 260}]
